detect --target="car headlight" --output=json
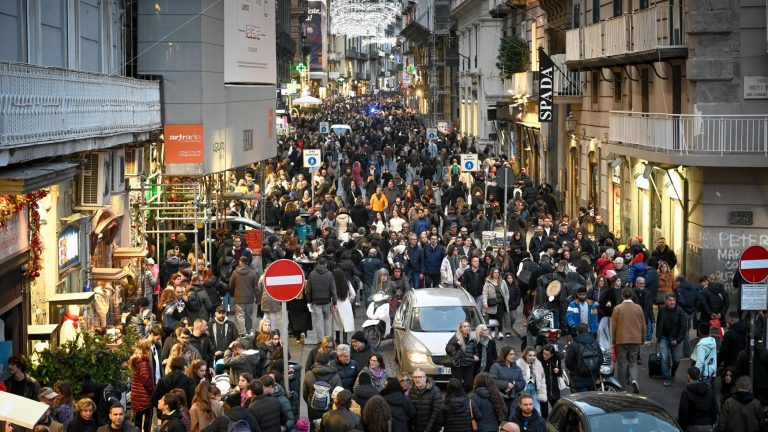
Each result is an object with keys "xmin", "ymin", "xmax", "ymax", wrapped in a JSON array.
[
  {"xmin": 600, "ymin": 364, "xmax": 613, "ymax": 375},
  {"xmin": 408, "ymin": 352, "xmax": 429, "ymax": 364}
]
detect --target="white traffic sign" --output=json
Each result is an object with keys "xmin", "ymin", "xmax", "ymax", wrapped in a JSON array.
[
  {"xmin": 460, "ymin": 153, "xmax": 478, "ymax": 172},
  {"xmin": 741, "ymin": 284, "xmax": 768, "ymax": 311},
  {"xmin": 426, "ymin": 128, "xmax": 437, "ymax": 140},
  {"xmin": 319, "ymin": 122, "xmax": 330, "ymax": 134},
  {"xmin": 303, "ymin": 149, "xmax": 322, "ymax": 168}
]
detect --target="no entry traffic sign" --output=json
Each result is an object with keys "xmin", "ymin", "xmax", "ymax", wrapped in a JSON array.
[
  {"xmin": 264, "ymin": 259, "xmax": 305, "ymax": 302},
  {"xmin": 739, "ymin": 245, "xmax": 768, "ymax": 283}
]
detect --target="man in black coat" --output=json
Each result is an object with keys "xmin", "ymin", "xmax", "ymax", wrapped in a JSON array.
[
  {"xmin": 651, "ymin": 237, "xmax": 677, "ymax": 270},
  {"xmin": 320, "ymin": 390, "xmax": 363, "ymax": 431},
  {"xmin": 719, "ymin": 311, "xmax": 748, "ymax": 370},
  {"xmin": 332, "ymin": 344, "xmax": 360, "ymax": 391},
  {"xmin": 203, "ymin": 392, "xmax": 261, "ymax": 432},
  {"xmin": 151, "ymin": 357, "xmax": 195, "ymax": 410},
  {"xmin": 509, "ymin": 392, "xmax": 546, "ymax": 432},
  {"xmin": 564, "ymin": 323, "xmax": 598, "ymax": 392},
  {"xmin": 656, "ymin": 293, "xmax": 687, "ymax": 386},
  {"xmin": 247, "ymin": 380, "xmax": 285, "ymax": 432},
  {"xmin": 349, "ymin": 331, "xmax": 375, "ymax": 367},
  {"xmin": 409, "ymin": 369, "xmax": 442, "ymax": 432},
  {"xmin": 677, "ymin": 366, "xmax": 718, "ymax": 430},
  {"xmin": 303, "ymin": 352, "xmax": 343, "ymax": 427}
]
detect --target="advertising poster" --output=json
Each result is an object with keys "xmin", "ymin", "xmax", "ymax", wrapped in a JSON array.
[
  {"xmin": 163, "ymin": 124, "xmax": 205, "ymax": 176},
  {"xmin": 224, "ymin": 0, "xmax": 277, "ymax": 84},
  {"xmin": 306, "ymin": 0, "xmax": 326, "ymax": 74}
]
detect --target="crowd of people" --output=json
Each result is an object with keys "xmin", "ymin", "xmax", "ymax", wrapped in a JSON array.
[{"xmin": 3, "ymin": 94, "xmax": 768, "ymax": 432}]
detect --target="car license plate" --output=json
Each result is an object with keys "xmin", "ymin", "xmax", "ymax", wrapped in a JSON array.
[{"xmin": 438, "ymin": 367, "xmax": 451, "ymax": 375}]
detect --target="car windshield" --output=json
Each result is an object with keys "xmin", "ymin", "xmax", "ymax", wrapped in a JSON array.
[
  {"xmin": 409, "ymin": 306, "xmax": 482, "ymax": 332},
  {"xmin": 587, "ymin": 412, "xmax": 679, "ymax": 432}
]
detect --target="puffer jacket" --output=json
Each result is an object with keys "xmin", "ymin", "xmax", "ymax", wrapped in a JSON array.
[
  {"xmin": 445, "ymin": 334, "xmax": 478, "ymax": 368},
  {"xmin": 675, "ymin": 280, "xmax": 699, "ymax": 315},
  {"xmin": 489, "ymin": 361, "xmax": 525, "ymax": 400},
  {"xmin": 202, "ymin": 276, "xmax": 225, "ymax": 308},
  {"xmin": 302, "ymin": 364, "xmax": 343, "ymax": 417},
  {"xmin": 441, "ymin": 396, "xmax": 476, "ymax": 432},
  {"xmin": 409, "ymin": 379, "xmax": 442, "ymax": 432},
  {"xmin": 332, "ymin": 358, "xmax": 360, "ymax": 391},
  {"xmin": 151, "ymin": 371, "xmax": 195, "ymax": 409},
  {"xmin": 247, "ymin": 394, "xmax": 283, "ymax": 432},
  {"xmin": 677, "ymin": 380, "xmax": 718, "ymax": 428},
  {"xmin": 701, "ymin": 283, "xmax": 730, "ymax": 317},
  {"xmin": 130, "ymin": 355, "xmax": 154, "ymax": 413},
  {"xmin": 515, "ymin": 358, "xmax": 547, "ymax": 403},
  {"xmin": 380, "ymin": 386, "xmax": 416, "ymax": 431},
  {"xmin": 270, "ymin": 383, "xmax": 295, "ymax": 430},
  {"xmin": 692, "ymin": 336, "xmax": 718, "ymax": 379},
  {"xmin": 469, "ymin": 387, "xmax": 502, "ymax": 432},
  {"xmin": 320, "ymin": 407, "xmax": 362, "ymax": 432},
  {"xmin": 187, "ymin": 283, "xmax": 213, "ymax": 321}
]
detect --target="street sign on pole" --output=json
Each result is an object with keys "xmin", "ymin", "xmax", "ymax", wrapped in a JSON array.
[
  {"xmin": 264, "ymin": 259, "xmax": 305, "ymax": 302},
  {"xmin": 319, "ymin": 122, "xmax": 330, "ymax": 134},
  {"xmin": 426, "ymin": 128, "xmax": 437, "ymax": 140},
  {"xmin": 741, "ymin": 284, "xmax": 768, "ymax": 311},
  {"xmin": 460, "ymin": 154, "xmax": 478, "ymax": 172},
  {"xmin": 303, "ymin": 149, "xmax": 322, "ymax": 169},
  {"xmin": 739, "ymin": 245, "xmax": 768, "ymax": 283}
]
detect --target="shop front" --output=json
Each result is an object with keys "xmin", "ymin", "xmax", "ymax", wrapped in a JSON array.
[{"xmin": 0, "ymin": 210, "xmax": 30, "ymax": 357}]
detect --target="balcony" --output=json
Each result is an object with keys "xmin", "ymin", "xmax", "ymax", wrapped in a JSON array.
[
  {"xmin": 608, "ymin": 111, "xmax": 768, "ymax": 164},
  {"xmin": 550, "ymin": 54, "xmax": 582, "ymax": 98},
  {"xmin": 565, "ymin": 2, "xmax": 687, "ymax": 69},
  {"xmin": 0, "ymin": 62, "xmax": 161, "ymax": 148},
  {"xmin": 346, "ymin": 50, "xmax": 369, "ymax": 61}
]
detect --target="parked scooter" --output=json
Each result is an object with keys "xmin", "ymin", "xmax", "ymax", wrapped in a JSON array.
[
  {"xmin": 362, "ymin": 291, "xmax": 390, "ymax": 348},
  {"xmin": 526, "ymin": 308, "xmax": 561, "ymax": 351},
  {"xmin": 561, "ymin": 345, "xmax": 625, "ymax": 392}
]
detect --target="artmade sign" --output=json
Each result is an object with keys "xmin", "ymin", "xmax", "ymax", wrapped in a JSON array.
[
  {"xmin": 224, "ymin": 0, "xmax": 277, "ymax": 84},
  {"xmin": 164, "ymin": 124, "xmax": 205, "ymax": 176}
]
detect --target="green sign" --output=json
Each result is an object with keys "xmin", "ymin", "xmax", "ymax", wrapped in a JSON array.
[
  {"xmin": 296, "ymin": 63, "xmax": 307, "ymax": 73},
  {"xmin": 406, "ymin": 64, "xmax": 417, "ymax": 75}
]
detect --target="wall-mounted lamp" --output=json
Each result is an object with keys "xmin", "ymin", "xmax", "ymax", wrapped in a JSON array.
[
  {"xmin": 633, "ymin": 172, "xmax": 650, "ymax": 190},
  {"xmin": 565, "ymin": 112, "xmax": 577, "ymax": 134},
  {"xmin": 642, "ymin": 163, "xmax": 654, "ymax": 179},
  {"xmin": 610, "ymin": 158, "xmax": 622, "ymax": 169}
]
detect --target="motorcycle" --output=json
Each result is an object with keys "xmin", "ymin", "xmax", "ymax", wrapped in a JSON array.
[
  {"xmin": 526, "ymin": 308, "xmax": 561, "ymax": 351},
  {"xmin": 362, "ymin": 291, "xmax": 390, "ymax": 349}
]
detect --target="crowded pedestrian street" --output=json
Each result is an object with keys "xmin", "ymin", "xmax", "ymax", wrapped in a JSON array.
[{"xmin": 0, "ymin": 1, "xmax": 767, "ymax": 432}]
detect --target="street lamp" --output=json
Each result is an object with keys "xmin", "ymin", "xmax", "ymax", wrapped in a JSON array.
[{"xmin": 565, "ymin": 112, "xmax": 577, "ymax": 134}]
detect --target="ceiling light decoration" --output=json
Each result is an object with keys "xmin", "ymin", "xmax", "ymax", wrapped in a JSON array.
[{"xmin": 331, "ymin": 0, "xmax": 402, "ymax": 37}]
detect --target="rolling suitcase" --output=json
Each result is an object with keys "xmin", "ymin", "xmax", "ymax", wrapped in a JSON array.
[{"xmin": 648, "ymin": 345, "xmax": 663, "ymax": 378}]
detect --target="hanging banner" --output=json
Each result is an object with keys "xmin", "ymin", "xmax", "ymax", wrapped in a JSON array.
[
  {"xmin": 224, "ymin": 0, "xmax": 277, "ymax": 84},
  {"xmin": 306, "ymin": 0, "xmax": 327, "ymax": 76},
  {"xmin": 538, "ymin": 47, "xmax": 554, "ymax": 123},
  {"xmin": 164, "ymin": 124, "xmax": 205, "ymax": 175}
]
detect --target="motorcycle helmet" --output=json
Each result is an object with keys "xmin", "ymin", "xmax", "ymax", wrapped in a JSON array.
[{"xmin": 392, "ymin": 262, "xmax": 403, "ymax": 271}]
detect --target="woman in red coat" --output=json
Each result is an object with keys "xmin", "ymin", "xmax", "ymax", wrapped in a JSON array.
[{"xmin": 131, "ymin": 339, "xmax": 156, "ymax": 432}]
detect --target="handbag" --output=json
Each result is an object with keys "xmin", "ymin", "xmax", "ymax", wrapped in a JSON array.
[
  {"xmin": 469, "ymin": 399, "xmax": 478, "ymax": 432},
  {"xmin": 557, "ymin": 372, "xmax": 570, "ymax": 391},
  {"xmin": 487, "ymin": 296, "xmax": 499, "ymax": 306}
]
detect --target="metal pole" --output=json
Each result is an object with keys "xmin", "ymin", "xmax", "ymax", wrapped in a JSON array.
[
  {"xmin": 194, "ymin": 184, "xmax": 200, "ymax": 274},
  {"xmin": 282, "ymin": 301, "xmax": 290, "ymax": 394},
  {"xmin": 503, "ymin": 166, "xmax": 508, "ymax": 242},
  {"xmin": 750, "ymin": 311, "xmax": 756, "ymax": 390}
]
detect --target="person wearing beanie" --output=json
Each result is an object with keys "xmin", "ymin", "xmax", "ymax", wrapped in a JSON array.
[
  {"xmin": 293, "ymin": 417, "xmax": 310, "ymax": 432},
  {"xmin": 351, "ymin": 370, "xmax": 379, "ymax": 413},
  {"xmin": 628, "ymin": 252, "xmax": 649, "ymax": 285},
  {"xmin": 350, "ymin": 331, "xmax": 374, "ymax": 367}
]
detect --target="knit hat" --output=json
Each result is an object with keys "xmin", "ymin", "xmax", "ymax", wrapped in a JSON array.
[
  {"xmin": 351, "ymin": 331, "xmax": 367, "ymax": 344},
  {"xmin": 295, "ymin": 418, "xmax": 310, "ymax": 432},
  {"xmin": 633, "ymin": 252, "xmax": 644, "ymax": 264},
  {"xmin": 605, "ymin": 269, "xmax": 617, "ymax": 279}
]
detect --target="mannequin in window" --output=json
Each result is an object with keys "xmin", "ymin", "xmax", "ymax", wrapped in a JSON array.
[
  {"xmin": 60, "ymin": 305, "xmax": 81, "ymax": 344},
  {"xmin": 93, "ymin": 282, "xmax": 111, "ymax": 328}
]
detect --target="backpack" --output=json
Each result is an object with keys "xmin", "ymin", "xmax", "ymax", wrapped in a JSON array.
[
  {"xmin": 224, "ymin": 415, "xmax": 250, "ymax": 432},
  {"xmin": 576, "ymin": 337, "xmax": 602, "ymax": 375},
  {"xmin": 309, "ymin": 380, "xmax": 332, "ymax": 411},
  {"xmin": 518, "ymin": 260, "xmax": 538, "ymax": 286}
]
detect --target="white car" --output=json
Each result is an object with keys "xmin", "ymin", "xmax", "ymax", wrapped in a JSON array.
[{"xmin": 392, "ymin": 288, "xmax": 486, "ymax": 383}]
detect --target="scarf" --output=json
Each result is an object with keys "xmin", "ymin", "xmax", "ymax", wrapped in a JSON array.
[
  {"xmin": 368, "ymin": 367, "xmax": 385, "ymax": 383},
  {"xmin": 64, "ymin": 313, "xmax": 79, "ymax": 329}
]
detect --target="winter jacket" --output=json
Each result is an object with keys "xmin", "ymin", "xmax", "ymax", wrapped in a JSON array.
[
  {"xmin": 611, "ymin": 300, "xmax": 645, "ymax": 345},
  {"xmin": 209, "ymin": 317, "xmax": 238, "ymax": 353},
  {"xmin": 440, "ymin": 255, "xmax": 458, "ymax": 286},
  {"xmin": 158, "ymin": 410, "xmax": 186, "ymax": 432},
  {"xmin": 350, "ymin": 343, "xmax": 375, "ymax": 369},
  {"xmin": 201, "ymin": 405, "xmax": 261, "ymax": 432},
  {"xmin": 303, "ymin": 363, "xmax": 343, "ymax": 412},
  {"xmin": 692, "ymin": 336, "xmax": 718, "ymax": 379},
  {"xmin": 565, "ymin": 299, "xmax": 599, "ymax": 334},
  {"xmin": 264, "ymin": 201, "xmax": 281, "ymax": 226},
  {"xmin": 332, "ymin": 358, "xmax": 360, "ymax": 391},
  {"xmin": 675, "ymin": 280, "xmax": 699, "ymax": 315},
  {"xmin": 130, "ymin": 355, "xmax": 155, "ymax": 413},
  {"xmin": 351, "ymin": 380, "xmax": 378, "ymax": 412},
  {"xmin": 613, "ymin": 266, "xmax": 630, "ymax": 286},
  {"xmin": 409, "ymin": 379, "xmax": 442, "ymax": 432},
  {"xmin": 270, "ymin": 383, "xmax": 295, "ymax": 430},
  {"xmin": 652, "ymin": 246, "xmax": 677, "ymax": 270},
  {"xmin": 405, "ymin": 244, "xmax": 425, "ymax": 276},
  {"xmin": 476, "ymin": 338, "xmax": 498, "ymax": 373},
  {"xmin": 627, "ymin": 261, "xmax": 648, "ymax": 284},
  {"xmin": 460, "ymin": 267, "xmax": 485, "ymax": 297},
  {"xmin": 564, "ymin": 333, "xmax": 599, "ymax": 389},
  {"xmin": 423, "ymin": 244, "xmax": 446, "ymax": 276},
  {"xmin": 306, "ymin": 264, "xmax": 337, "ymax": 306},
  {"xmin": 441, "ymin": 396, "xmax": 476, "ymax": 432},
  {"xmin": 469, "ymin": 387, "xmax": 503, "ymax": 432},
  {"xmin": 4, "ymin": 373, "xmax": 40, "ymax": 401},
  {"xmin": 320, "ymin": 407, "xmax": 363, "ymax": 432},
  {"xmin": 677, "ymin": 380, "xmax": 718, "ymax": 428},
  {"xmin": 360, "ymin": 257, "xmax": 384, "ymax": 287},
  {"xmin": 656, "ymin": 305, "xmax": 687, "ymax": 344},
  {"xmin": 381, "ymin": 386, "xmax": 416, "ymax": 431},
  {"xmin": 222, "ymin": 346, "xmax": 265, "ymax": 383},
  {"xmin": 509, "ymin": 407, "xmax": 546, "ymax": 432},
  {"xmin": 67, "ymin": 416, "xmax": 98, "ymax": 432},
  {"xmin": 202, "ymin": 277, "xmax": 225, "ymax": 308},
  {"xmin": 489, "ymin": 362, "xmax": 525, "ymax": 401},
  {"xmin": 515, "ymin": 358, "xmax": 547, "ymax": 403},
  {"xmin": 187, "ymin": 283, "xmax": 213, "ymax": 322},
  {"xmin": 718, "ymin": 391, "xmax": 763, "ymax": 432},
  {"xmin": 482, "ymin": 280, "xmax": 505, "ymax": 316},
  {"xmin": 445, "ymin": 334, "xmax": 478, "ymax": 368},
  {"xmin": 228, "ymin": 264, "xmax": 258, "ymax": 304},
  {"xmin": 151, "ymin": 371, "xmax": 195, "ymax": 409},
  {"xmin": 701, "ymin": 283, "xmax": 730, "ymax": 317},
  {"xmin": 719, "ymin": 320, "xmax": 748, "ymax": 369},
  {"xmin": 247, "ymin": 394, "xmax": 284, "ymax": 432}
]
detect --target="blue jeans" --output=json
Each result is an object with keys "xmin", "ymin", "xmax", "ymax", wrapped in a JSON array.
[
  {"xmin": 645, "ymin": 318, "xmax": 654, "ymax": 342},
  {"xmin": 659, "ymin": 337, "xmax": 683, "ymax": 381},
  {"xmin": 363, "ymin": 284, "xmax": 373, "ymax": 309},
  {"xmin": 410, "ymin": 273, "xmax": 421, "ymax": 290},
  {"xmin": 525, "ymin": 382, "xmax": 541, "ymax": 413}
]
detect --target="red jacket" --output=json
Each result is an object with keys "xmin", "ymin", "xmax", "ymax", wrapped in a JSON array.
[{"xmin": 131, "ymin": 355, "xmax": 155, "ymax": 413}]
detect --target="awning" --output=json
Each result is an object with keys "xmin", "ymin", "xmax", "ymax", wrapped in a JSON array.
[
  {"xmin": 91, "ymin": 267, "xmax": 131, "ymax": 281},
  {"xmin": 400, "ymin": 20, "xmax": 431, "ymax": 45},
  {"xmin": 0, "ymin": 161, "xmax": 78, "ymax": 194},
  {"xmin": 0, "ymin": 389, "xmax": 50, "ymax": 428},
  {"xmin": 89, "ymin": 209, "xmax": 123, "ymax": 253},
  {"xmin": 112, "ymin": 247, "xmax": 149, "ymax": 260}
]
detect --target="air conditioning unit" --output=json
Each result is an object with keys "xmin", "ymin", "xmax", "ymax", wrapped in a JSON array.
[
  {"xmin": 125, "ymin": 147, "xmax": 145, "ymax": 176},
  {"xmin": 111, "ymin": 149, "xmax": 126, "ymax": 193},
  {"xmin": 78, "ymin": 152, "xmax": 110, "ymax": 207}
]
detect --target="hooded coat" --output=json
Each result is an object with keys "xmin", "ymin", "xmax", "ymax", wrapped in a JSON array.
[
  {"xmin": 380, "ymin": 381, "xmax": 416, "ymax": 431},
  {"xmin": 441, "ymin": 395, "xmax": 476, "ymax": 432},
  {"xmin": 718, "ymin": 391, "xmax": 764, "ymax": 432},
  {"xmin": 469, "ymin": 387, "xmax": 504, "ymax": 432},
  {"xmin": 677, "ymin": 380, "xmax": 718, "ymax": 428},
  {"xmin": 302, "ymin": 363, "xmax": 343, "ymax": 420},
  {"xmin": 228, "ymin": 264, "xmax": 258, "ymax": 304},
  {"xmin": 509, "ymin": 406, "xmax": 546, "ymax": 432}
]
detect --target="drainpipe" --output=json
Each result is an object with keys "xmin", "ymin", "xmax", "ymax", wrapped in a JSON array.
[{"xmin": 682, "ymin": 172, "xmax": 689, "ymax": 278}]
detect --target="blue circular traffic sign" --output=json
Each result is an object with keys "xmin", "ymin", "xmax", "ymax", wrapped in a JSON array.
[
  {"xmin": 464, "ymin": 161, "xmax": 474, "ymax": 170},
  {"xmin": 308, "ymin": 157, "xmax": 317, "ymax": 166}
]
